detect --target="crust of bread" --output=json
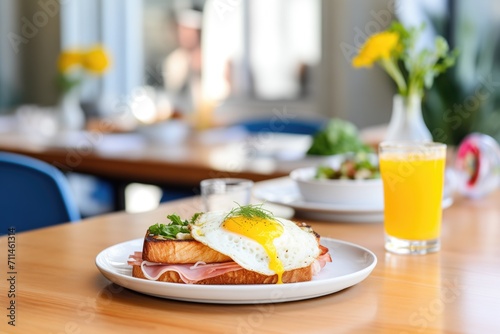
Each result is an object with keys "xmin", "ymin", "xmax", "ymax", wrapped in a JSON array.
[
  {"xmin": 132, "ymin": 263, "xmax": 313, "ymax": 284},
  {"xmin": 142, "ymin": 233, "xmax": 232, "ymax": 264}
]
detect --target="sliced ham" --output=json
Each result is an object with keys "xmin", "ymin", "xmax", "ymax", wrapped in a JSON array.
[
  {"xmin": 312, "ymin": 246, "xmax": 333, "ymax": 276},
  {"xmin": 128, "ymin": 247, "xmax": 332, "ymax": 284},
  {"xmin": 140, "ymin": 260, "xmax": 243, "ymax": 283},
  {"xmin": 128, "ymin": 252, "xmax": 242, "ymax": 284},
  {"xmin": 318, "ymin": 245, "xmax": 332, "ymax": 267},
  {"xmin": 127, "ymin": 252, "xmax": 143, "ymax": 266}
]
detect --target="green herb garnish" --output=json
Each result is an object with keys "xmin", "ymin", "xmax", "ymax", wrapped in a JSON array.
[
  {"xmin": 148, "ymin": 213, "xmax": 201, "ymax": 239},
  {"xmin": 224, "ymin": 203, "xmax": 275, "ymax": 221}
]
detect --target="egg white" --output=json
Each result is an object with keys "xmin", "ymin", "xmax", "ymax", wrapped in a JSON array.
[{"xmin": 190, "ymin": 211, "xmax": 320, "ymax": 276}]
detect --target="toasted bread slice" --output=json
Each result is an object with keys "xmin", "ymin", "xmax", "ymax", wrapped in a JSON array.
[
  {"xmin": 142, "ymin": 234, "xmax": 232, "ymax": 264},
  {"xmin": 132, "ymin": 263, "xmax": 313, "ymax": 284}
]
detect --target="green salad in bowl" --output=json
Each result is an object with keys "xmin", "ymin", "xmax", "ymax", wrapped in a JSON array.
[
  {"xmin": 315, "ymin": 153, "xmax": 380, "ymax": 180},
  {"xmin": 290, "ymin": 153, "xmax": 383, "ymax": 206}
]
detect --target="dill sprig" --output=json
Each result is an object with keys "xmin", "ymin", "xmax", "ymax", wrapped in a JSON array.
[{"xmin": 224, "ymin": 203, "xmax": 275, "ymax": 221}]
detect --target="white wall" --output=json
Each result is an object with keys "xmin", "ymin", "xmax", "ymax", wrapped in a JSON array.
[
  {"xmin": 319, "ymin": 0, "xmax": 396, "ymax": 129},
  {"xmin": 0, "ymin": 0, "xmax": 61, "ymax": 107},
  {"xmin": 0, "ymin": 0, "xmax": 21, "ymax": 111},
  {"xmin": 19, "ymin": 0, "xmax": 61, "ymax": 106}
]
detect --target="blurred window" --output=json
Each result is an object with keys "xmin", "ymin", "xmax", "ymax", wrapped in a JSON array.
[
  {"xmin": 61, "ymin": 0, "xmax": 143, "ymax": 114},
  {"xmin": 60, "ymin": 0, "xmax": 321, "ymax": 115},
  {"xmin": 247, "ymin": 0, "xmax": 321, "ymax": 100},
  {"xmin": 143, "ymin": 0, "xmax": 321, "ymax": 112}
]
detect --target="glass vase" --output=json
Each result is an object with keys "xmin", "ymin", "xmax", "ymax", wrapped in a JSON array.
[
  {"xmin": 58, "ymin": 87, "xmax": 85, "ymax": 131},
  {"xmin": 385, "ymin": 94, "xmax": 432, "ymax": 142}
]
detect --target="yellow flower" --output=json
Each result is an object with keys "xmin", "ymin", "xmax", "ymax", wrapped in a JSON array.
[
  {"xmin": 351, "ymin": 22, "xmax": 456, "ymax": 98},
  {"xmin": 82, "ymin": 46, "xmax": 110, "ymax": 75},
  {"xmin": 57, "ymin": 50, "xmax": 83, "ymax": 73},
  {"xmin": 352, "ymin": 32, "xmax": 400, "ymax": 68}
]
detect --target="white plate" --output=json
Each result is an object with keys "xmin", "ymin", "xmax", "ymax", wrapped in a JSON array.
[
  {"xmin": 95, "ymin": 238, "xmax": 377, "ymax": 304},
  {"xmin": 253, "ymin": 177, "xmax": 453, "ymax": 223}
]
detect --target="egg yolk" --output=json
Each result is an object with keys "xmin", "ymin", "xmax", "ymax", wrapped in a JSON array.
[{"xmin": 223, "ymin": 216, "xmax": 285, "ymax": 284}]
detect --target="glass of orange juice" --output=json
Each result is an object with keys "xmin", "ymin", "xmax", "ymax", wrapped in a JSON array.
[{"xmin": 379, "ymin": 142, "xmax": 447, "ymax": 254}]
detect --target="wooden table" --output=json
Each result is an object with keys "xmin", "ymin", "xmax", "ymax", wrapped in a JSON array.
[
  {"xmin": 0, "ymin": 127, "xmax": 299, "ymax": 184},
  {"xmin": 1, "ymin": 189, "xmax": 500, "ymax": 333},
  {"xmin": 0, "ymin": 128, "xmax": 300, "ymax": 210}
]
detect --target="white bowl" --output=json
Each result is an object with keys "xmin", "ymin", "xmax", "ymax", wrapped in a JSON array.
[
  {"xmin": 289, "ymin": 166, "xmax": 383, "ymax": 207},
  {"xmin": 137, "ymin": 120, "xmax": 190, "ymax": 144}
]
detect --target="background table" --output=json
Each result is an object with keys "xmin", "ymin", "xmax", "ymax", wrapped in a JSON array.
[
  {"xmin": 0, "ymin": 128, "xmax": 306, "ymax": 211},
  {"xmin": 1, "ymin": 189, "xmax": 499, "ymax": 333}
]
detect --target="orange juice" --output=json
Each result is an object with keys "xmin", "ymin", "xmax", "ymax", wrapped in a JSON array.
[{"xmin": 380, "ymin": 150, "xmax": 446, "ymax": 241}]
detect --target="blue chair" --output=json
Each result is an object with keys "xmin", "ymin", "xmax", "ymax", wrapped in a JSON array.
[
  {"xmin": 0, "ymin": 152, "xmax": 81, "ymax": 233},
  {"xmin": 238, "ymin": 118, "xmax": 325, "ymax": 135}
]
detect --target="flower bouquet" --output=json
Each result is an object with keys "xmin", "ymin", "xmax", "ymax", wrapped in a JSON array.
[
  {"xmin": 352, "ymin": 22, "xmax": 457, "ymax": 141},
  {"xmin": 56, "ymin": 46, "xmax": 111, "ymax": 130}
]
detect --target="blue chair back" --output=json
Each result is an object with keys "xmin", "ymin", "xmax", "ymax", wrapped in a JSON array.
[
  {"xmin": 0, "ymin": 152, "xmax": 80, "ymax": 233},
  {"xmin": 238, "ymin": 118, "xmax": 324, "ymax": 135}
]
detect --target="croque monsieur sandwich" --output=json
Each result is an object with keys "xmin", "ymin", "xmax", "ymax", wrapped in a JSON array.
[{"xmin": 128, "ymin": 205, "xmax": 332, "ymax": 285}]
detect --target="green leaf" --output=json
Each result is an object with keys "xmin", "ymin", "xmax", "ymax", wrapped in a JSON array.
[
  {"xmin": 148, "ymin": 213, "xmax": 201, "ymax": 239},
  {"xmin": 385, "ymin": 20, "xmax": 457, "ymax": 98}
]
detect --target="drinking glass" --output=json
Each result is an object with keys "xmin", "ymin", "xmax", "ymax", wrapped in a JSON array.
[
  {"xmin": 200, "ymin": 178, "xmax": 253, "ymax": 211},
  {"xmin": 379, "ymin": 142, "xmax": 447, "ymax": 254}
]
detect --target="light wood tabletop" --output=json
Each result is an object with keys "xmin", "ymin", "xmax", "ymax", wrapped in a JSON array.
[{"xmin": 1, "ymin": 188, "xmax": 500, "ymax": 333}]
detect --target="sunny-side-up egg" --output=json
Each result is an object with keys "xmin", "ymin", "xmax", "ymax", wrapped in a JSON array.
[{"xmin": 190, "ymin": 211, "xmax": 320, "ymax": 283}]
